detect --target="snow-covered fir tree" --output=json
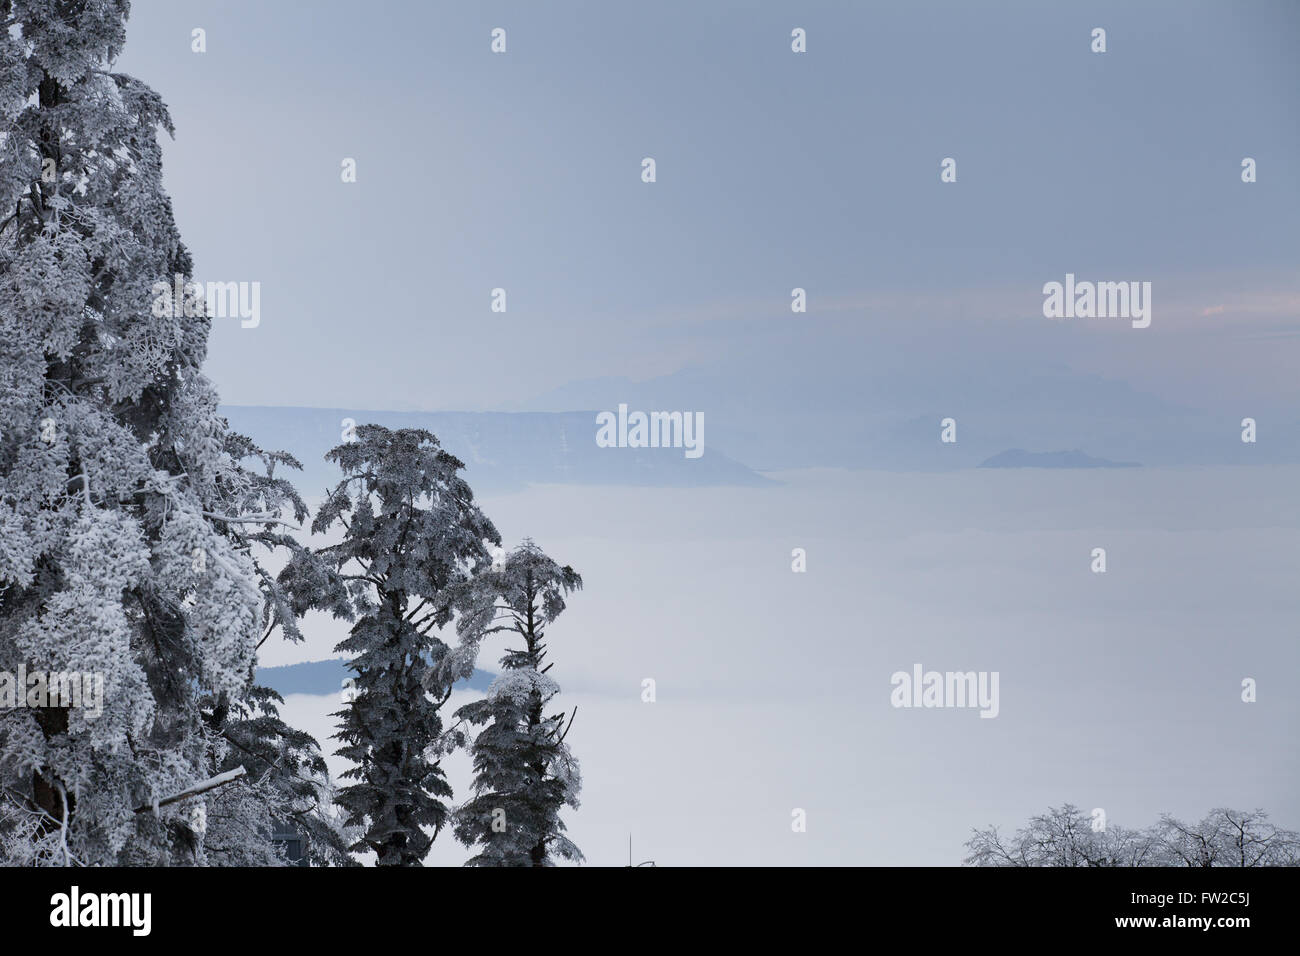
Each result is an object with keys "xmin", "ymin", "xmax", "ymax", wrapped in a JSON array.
[
  {"xmin": 452, "ymin": 540, "xmax": 584, "ymax": 866},
  {"xmin": 0, "ymin": 0, "xmax": 347, "ymax": 865},
  {"xmin": 197, "ymin": 437, "xmax": 355, "ymax": 867},
  {"xmin": 280, "ymin": 425, "xmax": 500, "ymax": 865}
]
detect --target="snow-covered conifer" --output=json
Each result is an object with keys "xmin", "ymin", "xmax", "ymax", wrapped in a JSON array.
[
  {"xmin": 281, "ymin": 425, "xmax": 500, "ymax": 865},
  {"xmin": 0, "ymin": 0, "xmax": 345, "ymax": 865},
  {"xmin": 452, "ymin": 540, "xmax": 584, "ymax": 866}
]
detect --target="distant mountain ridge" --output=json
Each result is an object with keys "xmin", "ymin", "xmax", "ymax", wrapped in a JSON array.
[
  {"xmin": 222, "ymin": 391, "xmax": 1300, "ymax": 485},
  {"xmin": 502, "ymin": 359, "xmax": 1300, "ymax": 471},
  {"xmin": 220, "ymin": 406, "xmax": 774, "ymax": 493},
  {"xmin": 978, "ymin": 449, "xmax": 1141, "ymax": 469},
  {"xmin": 258, "ymin": 659, "xmax": 496, "ymax": 697}
]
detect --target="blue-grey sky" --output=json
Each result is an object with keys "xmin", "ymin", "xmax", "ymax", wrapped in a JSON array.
[{"xmin": 115, "ymin": 0, "xmax": 1299, "ymax": 416}]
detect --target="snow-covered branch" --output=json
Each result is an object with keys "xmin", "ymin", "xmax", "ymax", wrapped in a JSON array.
[
  {"xmin": 201, "ymin": 511, "xmax": 301, "ymax": 531},
  {"xmin": 134, "ymin": 766, "xmax": 248, "ymax": 814}
]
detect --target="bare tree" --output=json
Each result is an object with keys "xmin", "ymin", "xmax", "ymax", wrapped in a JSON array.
[
  {"xmin": 1153, "ymin": 808, "xmax": 1300, "ymax": 867},
  {"xmin": 965, "ymin": 804, "xmax": 1298, "ymax": 867}
]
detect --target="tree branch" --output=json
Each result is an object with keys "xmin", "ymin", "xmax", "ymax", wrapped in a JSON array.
[{"xmin": 134, "ymin": 766, "xmax": 247, "ymax": 813}]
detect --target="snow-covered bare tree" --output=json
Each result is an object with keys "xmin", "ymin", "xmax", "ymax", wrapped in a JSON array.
[
  {"xmin": 450, "ymin": 540, "xmax": 584, "ymax": 866},
  {"xmin": 0, "ymin": 0, "xmax": 347, "ymax": 865},
  {"xmin": 963, "ymin": 804, "xmax": 1159, "ymax": 867},
  {"xmin": 1152, "ymin": 808, "xmax": 1300, "ymax": 868},
  {"xmin": 280, "ymin": 425, "xmax": 500, "ymax": 865},
  {"xmin": 965, "ymin": 804, "xmax": 1300, "ymax": 867}
]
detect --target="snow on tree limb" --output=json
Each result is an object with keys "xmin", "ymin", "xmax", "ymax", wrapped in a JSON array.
[{"xmin": 134, "ymin": 767, "xmax": 248, "ymax": 814}]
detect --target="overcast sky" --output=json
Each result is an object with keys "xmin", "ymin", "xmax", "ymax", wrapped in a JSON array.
[{"xmin": 114, "ymin": 0, "xmax": 1300, "ymax": 415}]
